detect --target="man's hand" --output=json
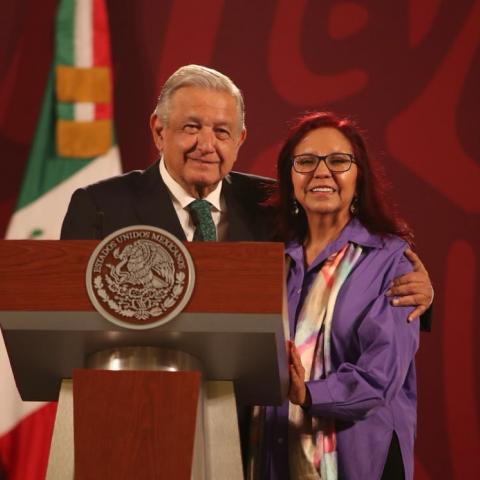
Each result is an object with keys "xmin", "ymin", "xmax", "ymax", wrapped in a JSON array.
[
  {"xmin": 288, "ymin": 341, "xmax": 308, "ymax": 406},
  {"xmin": 386, "ymin": 248, "xmax": 434, "ymax": 321}
]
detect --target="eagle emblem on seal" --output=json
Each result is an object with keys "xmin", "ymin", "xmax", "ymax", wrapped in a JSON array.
[
  {"xmin": 108, "ymin": 240, "xmax": 175, "ymax": 291},
  {"xmin": 86, "ymin": 226, "xmax": 195, "ymax": 329},
  {"xmin": 94, "ymin": 239, "xmax": 186, "ymax": 320}
]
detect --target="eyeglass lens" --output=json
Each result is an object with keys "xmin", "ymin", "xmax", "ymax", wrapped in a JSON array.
[{"xmin": 294, "ymin": 153, "xmax": 353, "ymax": 172}]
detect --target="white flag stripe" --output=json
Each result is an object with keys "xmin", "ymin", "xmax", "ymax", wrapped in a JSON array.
[
  {"xmin": 75, "ymin": 101, "xmax": 95, "ymax": 121},
  {"xmin": 6, "ymin": 146, "xmax": 121, "ymax": 240},
  {"xmin": 74, "ymin": 0, "xmax": 92, "ymax": 67},
  {"xmin": 0, "ymin": 332, "xmax": 45, "ymax": 433}
]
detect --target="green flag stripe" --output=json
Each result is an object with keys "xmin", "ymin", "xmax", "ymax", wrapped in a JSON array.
[
  {"xmin": 57, "ymin": 102, "xmax": 74, "ymax": 120},
  {"xmin": 55, "ymin": 0, "xmax": 75, "ymax": 66}
]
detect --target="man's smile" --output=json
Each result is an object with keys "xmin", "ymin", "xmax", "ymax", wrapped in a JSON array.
[{"xmin": 186, "ymin": 156, "xmax": 221, "ymax": 165}]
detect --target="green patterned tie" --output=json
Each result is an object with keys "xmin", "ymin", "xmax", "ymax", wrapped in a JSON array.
[{"xmin": 188, "ymin": 199, "xmax": 217, "ymax": 241}]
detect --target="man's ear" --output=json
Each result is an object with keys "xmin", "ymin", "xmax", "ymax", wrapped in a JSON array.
[
  {"xmin": 149, "ymin": 113, "xmax": 164, "ymax": 152},
  {"xmin": 231, "ymin": 128, "xmax": 246, "ymax": 166},
  {"xmin": 239, "ymin": 127, "xmax": 247, "ymax": 145},
  {"xmin": 236, "ymin": 127, "xmax": 247, "ymax": 150}
]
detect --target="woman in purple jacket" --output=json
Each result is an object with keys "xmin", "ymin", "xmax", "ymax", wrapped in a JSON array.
[{"xmin": 252, "ymin": 112, "xmax": 419, "ymax": 480}]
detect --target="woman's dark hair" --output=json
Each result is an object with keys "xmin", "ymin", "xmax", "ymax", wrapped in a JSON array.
[{"xmin": 273, "ymin": 111, "xmax": 413, "ymax": 244}]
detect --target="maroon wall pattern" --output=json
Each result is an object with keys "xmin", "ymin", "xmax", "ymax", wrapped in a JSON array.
[{"xmin": 0, "ymin": 1, "xmax": 479, "ymax": 477}]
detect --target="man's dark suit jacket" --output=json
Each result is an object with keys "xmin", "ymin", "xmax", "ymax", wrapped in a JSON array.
[{"xmin": 61, "ymin": 160, "xmax": 273, "ymax": 241}]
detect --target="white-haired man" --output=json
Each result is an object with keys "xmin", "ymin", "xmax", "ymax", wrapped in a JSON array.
[{"xmin": 62, "ymin": 65, "xmax": 272, "ymax": 243}]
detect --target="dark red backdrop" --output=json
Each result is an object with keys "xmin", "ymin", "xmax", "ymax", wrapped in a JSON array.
[{"xmin": 0, "ymin": 1, "xmax": 479, "ymax": 478}]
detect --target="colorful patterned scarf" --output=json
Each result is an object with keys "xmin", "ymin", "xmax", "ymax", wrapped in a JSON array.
[{"xmin": 288, "ymin": 242, "xmax": 363, "ymax": 479}]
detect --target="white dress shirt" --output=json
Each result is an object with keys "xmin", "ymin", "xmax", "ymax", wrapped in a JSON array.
[{"xmin": 159, "ymin": 158, "xmax": 228, "ymax": 241}]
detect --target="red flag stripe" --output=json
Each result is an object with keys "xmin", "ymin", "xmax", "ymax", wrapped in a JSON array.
[
  {"xmin": 0, "ymin": 403, "xmax": 57, "ymax": 480},
  {"xmin": 93, "ymin": 0, "xmax": 112, "ymax": 120}
]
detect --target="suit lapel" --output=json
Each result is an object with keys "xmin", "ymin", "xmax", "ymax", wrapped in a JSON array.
[{"xmin": 133, "ymin": 161, "xmax": 187, "ymax": 240}]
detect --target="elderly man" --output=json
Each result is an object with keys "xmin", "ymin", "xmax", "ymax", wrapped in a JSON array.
[
  {"xmin": 61, "ymin": 64, "xmax": 432, "ymax": 470},
  {"xmin": 61, "ymin": 64, "xmax": 272, "ymax": 244}
]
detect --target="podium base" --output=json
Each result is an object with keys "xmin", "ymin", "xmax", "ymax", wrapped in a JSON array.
[
  {"xmin": 203, "ymin": 381, "xmax": 244, "ymax": 479},
  {"xmin": 46, "ymin": 379, "xmax": 73, "ymax": 479},
  {"xmin": 46, "ymin": 378, "xmax": 243, "ymax": 479}
]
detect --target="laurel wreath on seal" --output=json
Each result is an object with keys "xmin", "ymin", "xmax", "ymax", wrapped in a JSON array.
[{"xmin": 94, "ymin": 271, "xmax": 186, "ymax": 320}]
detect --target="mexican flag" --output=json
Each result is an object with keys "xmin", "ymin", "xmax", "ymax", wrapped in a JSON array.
[{"xmin": 0, "ymin": 0, "xmax": 121, "ymax": 477}]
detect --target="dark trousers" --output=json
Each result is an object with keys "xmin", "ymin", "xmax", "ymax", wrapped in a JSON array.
[{"xmin": 381, "ymin": 432, "xmax": 405, "ymax": 480}]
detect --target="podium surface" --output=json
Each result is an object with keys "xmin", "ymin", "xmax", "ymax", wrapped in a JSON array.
[{"xmin": 0, "ymin": 240, "xmax": 288, "ymax": 405}]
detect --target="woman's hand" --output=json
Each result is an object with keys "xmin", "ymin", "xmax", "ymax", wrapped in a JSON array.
[{"xmin": 288, "ymin": 340, "xmax": 308, "ymax": 406}]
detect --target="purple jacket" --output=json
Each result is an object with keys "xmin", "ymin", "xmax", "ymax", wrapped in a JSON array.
[{"xmin": 262, "ymin": 218, "xmax": 419, "ymax": 480}]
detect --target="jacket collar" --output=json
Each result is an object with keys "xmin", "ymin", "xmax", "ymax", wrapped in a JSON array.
[
  {"xmin": 131, "ymin": 163, "xmax": 261, "ymax": 242},
  {"xmin": 286, "ymin": 218, "xmax": 385, "ymax": 270}
]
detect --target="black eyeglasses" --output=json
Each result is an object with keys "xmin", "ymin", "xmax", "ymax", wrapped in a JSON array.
[{"xmin": 292, "ymin": 153, "xmax": 356, "ymax": 173}]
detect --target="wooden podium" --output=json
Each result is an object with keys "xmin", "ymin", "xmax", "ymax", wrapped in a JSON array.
[{"xmin": 0, "ymin": 240, "xmax": 288, "ymax": 479}]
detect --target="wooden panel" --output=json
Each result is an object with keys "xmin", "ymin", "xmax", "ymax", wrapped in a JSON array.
[
  {"xmin": 73, "ymin": 369, "xmax": 200, "ymax": 480},
  {"xmin": 0, "ymin": 240, "xmax": 283, "ymax": 313}
]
